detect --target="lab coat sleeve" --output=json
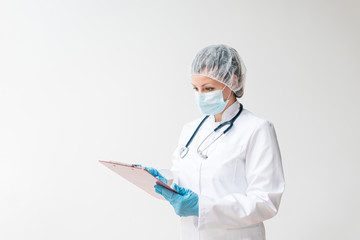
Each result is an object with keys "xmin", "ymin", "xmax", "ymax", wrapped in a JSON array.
[
  {"xmin": 158, "ymin": 148, "xmax": 182, "ymax": 186},
  {"xmin": 195, "ymin": 120, "xmax": 285, "ymax": 230},
  {"xmin": 158, "ymin": 125, "xmax": 187, "ymax": 186}
]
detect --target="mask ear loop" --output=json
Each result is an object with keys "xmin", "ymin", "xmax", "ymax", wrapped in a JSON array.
[{"xmin": 222, "ymin": 86, "xmax": 232, "ymax": 101}]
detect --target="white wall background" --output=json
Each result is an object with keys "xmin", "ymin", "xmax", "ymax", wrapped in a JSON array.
[{"xmin": 1, "ymin": 0, "xmax": 359, "ymax": 239}]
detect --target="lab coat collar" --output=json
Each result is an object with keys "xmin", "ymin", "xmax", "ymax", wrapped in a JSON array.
[{"xmin": 208, "ymin": 101, "xmax": 241, "ymax": 125}]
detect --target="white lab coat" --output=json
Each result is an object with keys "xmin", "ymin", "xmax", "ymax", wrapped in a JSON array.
[{"xmin": 160, "ymin": 101, "xmax": 285, "ymax": 240}]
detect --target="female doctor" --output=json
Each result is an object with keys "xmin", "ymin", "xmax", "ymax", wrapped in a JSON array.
[{"xmin": 141, "ymin": 44, "xmax": 285, "ymax": 240}]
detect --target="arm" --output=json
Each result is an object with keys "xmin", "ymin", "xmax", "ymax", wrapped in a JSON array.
[
  {"xmin": 195, "ymin": 120, "xmax": 285, "ymax": 230},
  {"xmin": 158, "ymin": 125, "xmax": 189, "ymax": 186},
  {"xmin": 158, "ymin": 147, "xmax": 182, "ymax": 186}
]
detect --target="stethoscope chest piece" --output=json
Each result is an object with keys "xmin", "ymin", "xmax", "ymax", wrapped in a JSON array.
[{"xmin": 179, "ymin": 146, "xmax": 189, "ymax": 159}]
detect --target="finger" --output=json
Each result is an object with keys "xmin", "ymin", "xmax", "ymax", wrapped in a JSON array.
[
  {"xmin": 154, "ymin": 185, "xmax": 175, "ymax": 201},
  {"xmin": 156, "ymin": 176, "xmax": 168, "ymax": 184},
  {"xmin": 172, "ymin": 183, "xmax": 187, "ymax": 195},
  {"xmin": 146, "ymin": 168, "xmax": 167, "ymax": 183},
  {"xmin": 155, "ymin": 187, "xmax": 162, "ymax": 195},
  {"xmin": 145, "ymin": 167, "xmax": 159, "ymax": 177}
]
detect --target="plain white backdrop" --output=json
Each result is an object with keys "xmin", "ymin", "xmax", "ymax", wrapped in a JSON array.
[{"xmin": 1, "ymin": 0, "xmax": 359, "ymax": 239}]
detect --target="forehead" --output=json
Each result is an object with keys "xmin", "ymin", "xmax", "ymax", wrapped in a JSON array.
[{"xmin": 191, "ymin": 75, "xmax": 223, "ymax": 87}]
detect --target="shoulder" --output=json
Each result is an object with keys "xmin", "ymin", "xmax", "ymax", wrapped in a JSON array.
[
  {"xmin": 235, "ymin": 108, "xmax": 276, "ymax": 137},
  {"xmin": 239, "ymin": 108, "xmax": 274, "ymax": 127}
]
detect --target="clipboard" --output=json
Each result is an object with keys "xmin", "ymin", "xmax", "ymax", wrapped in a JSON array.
[{"xmin": 99, "ymin": 160, "xmax": 178, "ymax": 200}]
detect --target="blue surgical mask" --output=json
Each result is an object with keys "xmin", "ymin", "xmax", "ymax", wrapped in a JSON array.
[{"xmin": 194, "ymin": 86, "xmax": 230, "ymax": 115}]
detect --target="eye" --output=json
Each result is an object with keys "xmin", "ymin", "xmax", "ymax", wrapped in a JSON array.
[
  {"xmin": 193, "ymin": 87, "xmax": 198, "ymax": 91},
  {"xmin": 205, "ymin": 87, "xmax": 215, "ymax": 91}
]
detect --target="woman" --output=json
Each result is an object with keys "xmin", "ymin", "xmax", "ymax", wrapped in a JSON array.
[{"xmin": 142, "ymin": 44, "xmax": 285, "ymax": 240}]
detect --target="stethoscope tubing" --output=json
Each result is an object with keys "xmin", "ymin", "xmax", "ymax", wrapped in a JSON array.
[
  {"xmin": 180, "ymin": 103, "xmax": 243, "ymax": 159},
  {"xmin": 184, "ymin": 115, "xmax": 209, "ymax": 149}
]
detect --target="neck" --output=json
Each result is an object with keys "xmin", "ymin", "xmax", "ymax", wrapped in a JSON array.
[{"xmin": 214, "ymin": 97, "xmax": 237, "ymax": 122}]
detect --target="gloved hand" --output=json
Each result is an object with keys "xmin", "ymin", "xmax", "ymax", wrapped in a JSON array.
[
  {"xmin": 134, "ymin": 164, "xmax": 167, "ymax": 184},
  {"xmin": 154, "ymin": 183, "xmax": 199, "ymax": 217}
]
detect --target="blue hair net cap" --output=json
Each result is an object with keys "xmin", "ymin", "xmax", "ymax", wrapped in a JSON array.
[{"xmin": 190, "ymin": 44, "xmax": 247, "ymax": 98}]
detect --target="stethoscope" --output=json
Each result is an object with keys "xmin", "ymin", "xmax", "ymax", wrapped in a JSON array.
[{"xmin": 179, "ymin": 103, "xmax": 243, "ymax": 159}]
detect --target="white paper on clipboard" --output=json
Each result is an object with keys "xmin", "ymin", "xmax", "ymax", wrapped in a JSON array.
[{"xmin": 99, "ymin": 160, "xmax": 178, "ymax": 200}]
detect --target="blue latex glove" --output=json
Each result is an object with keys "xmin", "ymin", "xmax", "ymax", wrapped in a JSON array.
[
  {"xmin": 134, "ymin": 164, "xmax": 167, "ymax": 184},
  {"xmin": 154, "ymin": 183, "xmax": 199, "ymax": 217}
]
